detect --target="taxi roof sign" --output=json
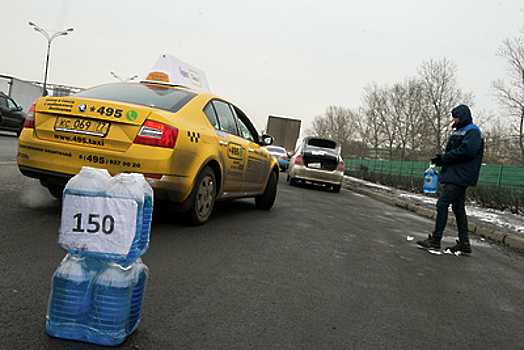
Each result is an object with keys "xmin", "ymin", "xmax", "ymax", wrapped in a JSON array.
[{"xmin": 143, "ymin": 53, "xmax": 211, "ymax": 93}]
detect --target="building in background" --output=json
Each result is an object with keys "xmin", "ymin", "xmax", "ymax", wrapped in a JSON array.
[{"xmin": 0, "ymin": 75, "xmax": 82, "ymax": 112}]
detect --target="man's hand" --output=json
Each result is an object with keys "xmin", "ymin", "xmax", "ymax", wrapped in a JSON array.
[{"xmin": 431, "ymin": 154, "xmax": 443, "ymax": 166}]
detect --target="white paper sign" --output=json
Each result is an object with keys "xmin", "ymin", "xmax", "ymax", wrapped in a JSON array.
[{"xmin": 59, "ymin": 194, "xmax": 138, "ymax": 255}]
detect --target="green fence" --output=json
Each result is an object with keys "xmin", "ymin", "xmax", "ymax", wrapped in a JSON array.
[{"xmin": 343, "ymin": 158, "xmax": 524, "ymax": 189}]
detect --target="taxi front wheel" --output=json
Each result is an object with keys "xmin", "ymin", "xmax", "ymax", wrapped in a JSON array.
[{"xmin": 188, "ymin": 167, "xmax": 216, "ymax": 225}]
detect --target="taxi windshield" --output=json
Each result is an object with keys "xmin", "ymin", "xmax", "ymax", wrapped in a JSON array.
[{"xmin": 73, "ymin": 83, "xmax": 197, "ymax": 113}]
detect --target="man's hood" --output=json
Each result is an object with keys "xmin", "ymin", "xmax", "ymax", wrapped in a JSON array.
[{"xmin": 451, "ymin": 105, "xmax": 472, "ymax": 128}]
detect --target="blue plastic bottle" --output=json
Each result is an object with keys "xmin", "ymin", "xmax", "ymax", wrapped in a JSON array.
[
  {"xmin": 59, "ymin": 167, "xmax": 111, "ymax": 257},
  {"xmin": 423, "ymin": 164, "xmax": 439, "ymax": 194},
  {"xmin": 46, "ymin": 253, "xmax": 91, "ymax": 341},
  {"xmin": 87, "ymin": 261, "xmax": 135, "ymax": 346},
  {"xmin": 139, "ymin": 177, "xmax": 153, "ymax": 252},
  {"xmin": 127, "ymin": 259, "xmax": 149, "ymax": 334},
  {"xmin": 106, "ymin": 173, "xmax": 147, "ymax": 261},
  {"xmin": 62, "ymin": 166, "xmax": 111, "ymax": 198}
]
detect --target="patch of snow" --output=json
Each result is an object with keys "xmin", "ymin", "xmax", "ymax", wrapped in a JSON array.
[
  {"xmin": 344, "ymin": 176, "xmax": 392, "ymax": 192},
  {"xmin": 345, "ymin": 176, "xmax": 524, "ymax": 237}
]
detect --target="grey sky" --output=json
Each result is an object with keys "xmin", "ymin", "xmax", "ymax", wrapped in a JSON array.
[{"xmin": 2, "ymin": 0, "xmax": 524, "ymax": 131}]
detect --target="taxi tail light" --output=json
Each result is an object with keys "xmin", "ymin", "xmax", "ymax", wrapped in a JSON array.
[
  {"xmin": 134, "ymin": 120, "xmax": 178, "ymax": 148},
  {"xmin": 295, "ymin": 154, "xmax": 304, "ymax": 165},
  {"xmin": 143, "ymin": 173, "xmax": 162, "ymax": 179},
  {"xmin": 336, "ymin": 160, "xmax": 345, "ymax": 172},
  {"xmin": 24, "ymin": 104, "xmax": 35, "ymax": 128}
]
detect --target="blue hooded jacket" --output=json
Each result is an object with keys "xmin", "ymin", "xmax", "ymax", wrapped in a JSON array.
[{"xmin": 439, "ymin": 105, "xmax": 484, "ymax": 187}]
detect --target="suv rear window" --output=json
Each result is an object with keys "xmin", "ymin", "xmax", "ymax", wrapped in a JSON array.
[
  {"xmin": 73, "ymin": 83, "xmax": 197, "ymax": 113},
  {"xmin": 307, "ymin": 138, "xmax": 338, "ymax": 149}
]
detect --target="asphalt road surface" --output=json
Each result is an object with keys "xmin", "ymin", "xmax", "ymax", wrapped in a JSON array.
[{"xmin": 1, "ymin": 133, "xmax": 523, "ymax": 349}]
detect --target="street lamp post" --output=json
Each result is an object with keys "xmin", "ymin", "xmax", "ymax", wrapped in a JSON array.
[{"xmin": 28, "ymin": 22, "xmax": 74, "ymax": 96}]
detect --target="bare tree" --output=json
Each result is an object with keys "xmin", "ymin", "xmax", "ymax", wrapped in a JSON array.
[
  {"xmin": 493, "ymin": 30, "xmax": 524, "ymax": 164},
  {"xmin": 360, "ymin": 83, "xmax": 387, "ymax": 159},
  {"xmin": 389, "ymin": 78, "xmax": 424, "ymax": 161},
  {"xmin": 483, "ymin": 116, "xmax": 520, "ymax": 164},
  {"xmin": 375, "ymin": 86, "xmax": 398, "ymax": 160},
  {"xmin": 307, "ymin": 106, "xmax": 359, "ymax": 157},
  {"xmin": 418, "ymin": 58, "xmax": 473, "ymax": 154},
  {"xmin": 309, "ymin": 58, "xmax": 476, "ymax": 162}
]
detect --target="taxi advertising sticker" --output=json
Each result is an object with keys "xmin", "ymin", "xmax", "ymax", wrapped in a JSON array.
[{"xmin": 143, "ymin": 53, "xmax": 211, "ymax": 93}]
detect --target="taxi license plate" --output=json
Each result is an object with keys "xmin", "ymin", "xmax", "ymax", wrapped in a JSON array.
[
  {"xmin": 308, "ymin": 162, "xmax": 321, "ymax": 169},
  {"xmin": 54, "ymin": 116, "xmax": 110, "ymax": 137}
]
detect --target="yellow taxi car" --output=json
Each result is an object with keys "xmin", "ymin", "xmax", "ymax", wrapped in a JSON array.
[{"xmin": 17, "ymin": 81, "xmax": 279, "ymax": 224}]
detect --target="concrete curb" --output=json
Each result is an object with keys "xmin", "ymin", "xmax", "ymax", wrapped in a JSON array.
[{"xmin": 345, "ymin": 183, "xmax": 524, "ymax": 252}]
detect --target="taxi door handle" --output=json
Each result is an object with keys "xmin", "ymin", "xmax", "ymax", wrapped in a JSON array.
[
  {"xmin": 248, "ymin": 148, "xmax": 255, "ymax": 153},
  {"xmin": 219, "ymin": 140, "xmax": 228, "ymax": 146}
]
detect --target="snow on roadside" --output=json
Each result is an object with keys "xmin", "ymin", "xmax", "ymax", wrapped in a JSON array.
[{"xmin": 345, "ymin": 176, "xmax": 524, "ymax": 236}]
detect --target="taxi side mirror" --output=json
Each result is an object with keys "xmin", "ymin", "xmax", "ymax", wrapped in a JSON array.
[{"xmin": 260, "ymin": 134, "xmax": 274, "ymax": 146}]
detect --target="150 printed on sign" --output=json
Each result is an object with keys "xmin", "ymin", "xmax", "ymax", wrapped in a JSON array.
[{"xmin": 59, "ymin": 194, "xmax": 138, "ymax": 255}]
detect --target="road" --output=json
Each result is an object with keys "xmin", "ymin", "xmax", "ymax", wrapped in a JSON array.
[{"xmin": 1, "ymin": 132, "xmax": 523, "ymax": 349}]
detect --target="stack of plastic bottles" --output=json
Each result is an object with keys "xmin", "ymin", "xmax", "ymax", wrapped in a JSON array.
[
  {"xmin": 46, "ymin": 167, "xmax": 153, "ymax": 346},
  {"xmin": 423, "ymin": 164, "xmax": 439, "ymax": 194}
]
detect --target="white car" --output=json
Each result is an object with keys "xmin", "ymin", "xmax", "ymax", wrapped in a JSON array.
[{"xmin": 287, "ymin": 136, "xmax": 345, "ymax": 192}]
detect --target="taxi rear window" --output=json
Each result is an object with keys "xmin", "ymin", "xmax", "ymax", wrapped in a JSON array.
[{"xmin": 73, "ymin": 83, "xmax": 197, "ymax": 113}]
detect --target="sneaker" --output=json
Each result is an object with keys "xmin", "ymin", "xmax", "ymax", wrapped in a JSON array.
[
  {"xmin": 417, "ymin": 235, "xmax": 441, "ymax": 249},
  {"xmin": 446, "ymin": 240, "xmax": 472, "ymax": 254}
]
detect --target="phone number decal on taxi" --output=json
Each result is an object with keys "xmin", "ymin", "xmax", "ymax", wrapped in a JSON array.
[{"xmin": 78, "ymin": 154, "xmax": 141, "ymax": 168}]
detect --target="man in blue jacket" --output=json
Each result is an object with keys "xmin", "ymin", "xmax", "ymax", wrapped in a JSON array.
[{"xmin": 417, "ymin": 104, "xmax": 484, "ymax": 253}]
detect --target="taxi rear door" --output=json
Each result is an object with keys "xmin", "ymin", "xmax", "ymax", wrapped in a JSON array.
[
  {"xmin": 204, "ymin": 101, "xmax": 246, "ymax": 193},
  {"xmin": 231, "ymin": 106, "xmax": 270, "ymax": 193}
]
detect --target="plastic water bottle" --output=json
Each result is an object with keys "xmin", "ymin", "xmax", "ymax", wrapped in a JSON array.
[
  {"xmin": 423, "ymin": 164, "xmax": 439, "ymax": 194},
  {"xmin": 106, "ymin": 173, "xmax": 148, "ymax": 261},
  {"xmin": 127, "ymin": 259, "xmax": 149, "ymax": 334},
  {"xmin": 59, "ymin": 167, "xmax": 111, "ymax": 256},
  {"xmin": 87, "ymin": 261, "xmax": 135, "ymax": 346},
  {"xmin": 46, "ymin": 253, "xmax": 91, "ymax": 341},
  {"xmin": 63, "ymin": 166, "xmax": 111, "ymax": 198},
  {"xmin": 139, "ymin": 177, "xmax": 153, "ymax": 252}
]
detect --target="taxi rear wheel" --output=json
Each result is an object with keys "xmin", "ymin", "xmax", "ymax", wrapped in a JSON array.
[
  {"xmin": 255, "ymin": 171, "xmax": 277, "ymax": 210},
  {"xmin": 188, "ymin": 167, "xmax": 216, "ymax": 225},
  {"xmin": 43, "ymin": 183, "xmax": 64, "ymax": 200}
]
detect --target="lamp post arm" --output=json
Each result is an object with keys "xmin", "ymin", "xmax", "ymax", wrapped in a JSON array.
[
  {"xmin": 32, "ymin": 26, "xmax": 51, "ymax": 42},
  {"xmin": 50, "ymin": 30, "xmax": 69, "ymax": 41},
  {"xmin": 29, "ymin": 22, "xmax": 73, "ymax": 96}
]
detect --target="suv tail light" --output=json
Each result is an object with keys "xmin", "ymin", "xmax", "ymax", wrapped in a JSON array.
[
  {"xmin": 134, "ymin": 120, "xmax": 178, "ymax": 148},
  {"xmin": 336, "ymin": 160, "xmax": 345, "ymax": 172},
  {"xmin": 24, "ymin": 104, "xmax": 35, "ymax": 128},
  {"xmin": 294, "ymin": 154, "xmax": 304, "ymax": 165}
]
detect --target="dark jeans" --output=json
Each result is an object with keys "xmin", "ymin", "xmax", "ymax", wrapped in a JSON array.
[{"xmin": 432, "ymin": 183, "xmax": 469, "ymax": 243}]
